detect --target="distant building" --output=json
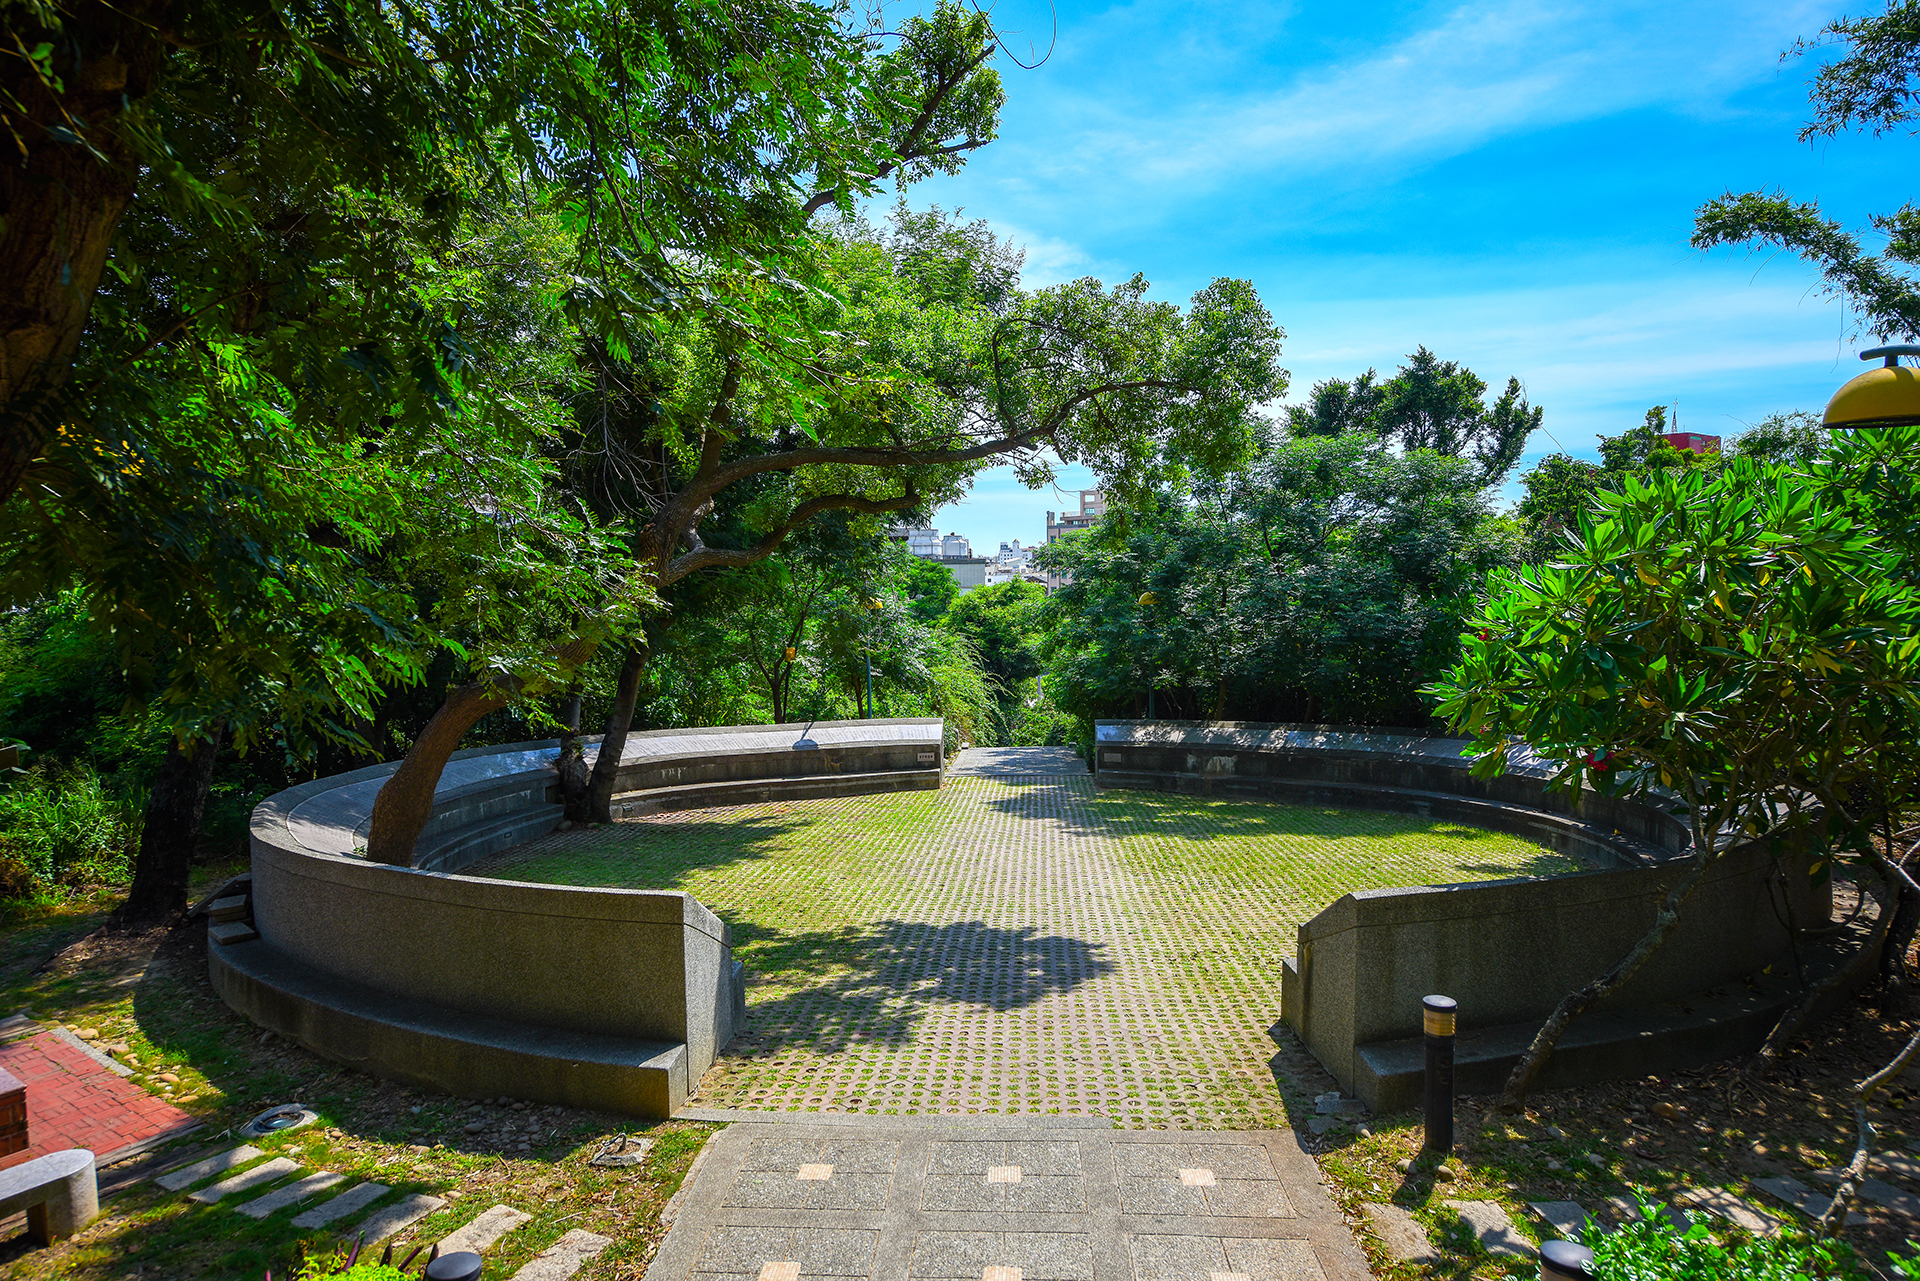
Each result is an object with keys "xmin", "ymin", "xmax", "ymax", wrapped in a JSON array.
[
  {"xmin": 941, "ymin": 556, "xmax": 989, "ymax": 592},
  {"xmin": 889, "ymin": 524, "xmax": 942, "ymax": 558},
  {"xmin": 941, "ymin": 532, "xmax": 972, "ymax": 558},
  {"xmin": 1662, "ymin": 432, "xmax": 1721, "ymax": 455},
  {"xmin": 1043, "ymin": 491, "xmax": 1105, "ymax": 589}
]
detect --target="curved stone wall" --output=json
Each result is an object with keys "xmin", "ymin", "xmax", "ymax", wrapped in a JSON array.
[
  {"xmin": 210, "ymin": 719, "xmax": 944, "ymax": 1117},
  {"xmin": 1094, "ymin": 720, "xmax": 1864, "ymax": 1110}
]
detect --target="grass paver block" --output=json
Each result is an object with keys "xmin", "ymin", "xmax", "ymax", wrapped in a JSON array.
[
  {"xmin": 470, "ymin": 771, "xmax": 1573, "ymax": 1128},
  {"xmin": 291, "ymin": 1180, "xmax": 389, "ymax": 1229},
  {"xmin": 156, "ymin": 1144, "xmax": 262, "ymax": 1191},
  {"xmin": 511, "ymin": 1228, "xmax": 614, "ymax": 1280},
  {"xmin": 353, "ymin": 1192, "xmax": 447, "ymax": 1243},
  {"xmin": 439, "ymin": 1203, "xmax": 534, "ymax": 1253},
  {"xmin": 188, "ymin": 1156, "xmax": 299, "ymax": 1204},
  {"xmin": 237, "ymin": 1170, "xmax": 345, "ymax": 1218}
]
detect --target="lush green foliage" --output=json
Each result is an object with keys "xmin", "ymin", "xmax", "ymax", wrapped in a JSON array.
[
  {"xmin": 1038, "ymin": 398, "xmax": 1528, "ymax": 740},
  {"xmin": 1692, "ymin": 0, "xmax": 1920, "ymax": 338},
  {"xmin": 1583, "ymin": 1195, "xmax": 1865, "ymax": 1279},
  {"xmin": 1433, "ymin": 434, "xmax": 1920, "ymax": 863},
  {"xmin": 0, "ymin": 764, "xmax": 141, "ymax": 897}
]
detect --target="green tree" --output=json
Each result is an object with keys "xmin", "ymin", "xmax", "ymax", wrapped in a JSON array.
[
  {"xmin": 901, "ymin": 555, "xmax": 962, "ymax": 623},
  {"xmin": 1429, "ymin": 446, "xmax": 1920, "ymax": 1118},
  {"xmin": 942, "ymin": 578, "xmax": 1048, "ymax": 741},
  {"xmin": 1692, "ymin": 0, "xmax": 1920, "ymax": 338}
]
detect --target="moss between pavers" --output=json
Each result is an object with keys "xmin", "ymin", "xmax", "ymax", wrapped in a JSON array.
[{"xmin": 472, "ymin": 777, "xmax": 1579, "ymax": 1131}]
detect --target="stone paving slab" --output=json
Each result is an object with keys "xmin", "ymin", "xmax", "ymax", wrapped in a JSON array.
[
  {"xmin": 512, "ymin": 1228, "xmax": 613, "ymax": 1280},
  {"xmin": 190, "ymin": 1156, "xmax": 299, "ymax": 1204},
  {"xmin": 238, "ymin": 1170, "xmax": 345, "ymax": 1218},
  {"xmin": 157, "ymin": 1144, "xmax": 263, "ymax": 1191},
  {"xmin": 643, "ymin": 1121, "xmax": 1367, "ymax": 1281},
  {"xmin": 353, "ymin": 1191, "xmax": 447, "ymax": 1243},
  {"xmin": 292, "ymin": 1180, "xmax": 389, "ymax": 1229},
  {"xmin": 439, "ymin": 1202, "xmax": 534, "ymax": 1252}
]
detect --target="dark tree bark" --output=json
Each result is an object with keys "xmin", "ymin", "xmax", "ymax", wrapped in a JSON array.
[
  {"xmin": 556, "ymin": 687, "xmax": 591, "ymax": 823},
  {"xmin": 116, "ymin": 723, "xmax": 226, "ymax": 927},
  {"xmin": 0, "ymin": 2, "xmax": 165, "ymax": 503},
  {"xmin": 585, "ymin": 644, "xmax": 650, "ymax": 822}
]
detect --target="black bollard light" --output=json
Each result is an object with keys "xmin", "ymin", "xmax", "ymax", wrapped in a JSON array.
[
  {"xmin": 425, "ymin": 1251, "xmax": 484, "ymax": 1281},
  {"xmin": 1422, "ymin": 994, "xmax": 1456, "ymax": 1155},
  {"xmin": 1539, "ymin": 1239, "xmax": 1595, "ymax": 1280}
]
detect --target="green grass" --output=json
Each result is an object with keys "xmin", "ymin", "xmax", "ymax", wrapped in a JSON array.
[{"xmin": 472, "ymin": 778, "xmax": 1580, "ymax": 1130}]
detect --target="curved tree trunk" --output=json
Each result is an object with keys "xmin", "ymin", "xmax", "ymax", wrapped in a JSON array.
[
  {"xmin": 116, "ymin": 723, "xmax": 226, "ymax": 926},
  {"xmin": 0, "ymin": 2, "xmax": 163, "ymax": 503},
  {"xmin": 585, "ymin": 644, "xmax": 650, "ymax": 822},
  {"xmin": 1493, "ymin": 841, "xmax": 1720, "ymax": 1112},
  {"xmin": 366, "ymin": 681, "xmax": 507, "ymax": 865}
]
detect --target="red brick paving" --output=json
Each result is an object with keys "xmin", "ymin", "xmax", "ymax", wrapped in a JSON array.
[{"xmin": 0, "ymin": 1031, "xmax": 195, "ymax": 1170}]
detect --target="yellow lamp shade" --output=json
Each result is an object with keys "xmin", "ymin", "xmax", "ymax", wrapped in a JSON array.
[
  {"xmin": 784, "ymin": 647, "xmax": 797, "ymax": 662},
  {"xmin": 1138, "ymin": 591, "xmax": 1159, "ymax": 608},
  {"xmin": 1826, "ymin": 347, "xmax": 1920, "ymax": 429}
]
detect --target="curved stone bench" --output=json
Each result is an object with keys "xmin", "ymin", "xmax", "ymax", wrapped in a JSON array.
[
  {"xmin": 1093, "ymin": 720, "xmax": 1864, "ymax": 1110},
  {"xmin": 0, "ymin": 1148, "xmax": 97, "ymax": 1244},
  {"xmin": 211, "ymin": 719, "xmax": 944, "ymax": 1117}
]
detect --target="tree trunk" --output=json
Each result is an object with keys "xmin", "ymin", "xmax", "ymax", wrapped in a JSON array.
[
  {"xmin": 0, "ymin": 2, "xmax": 164, "ymax": 503},
  {"xmin": 556, "ymin": 688, "xmax": 592, "ymax": 823},
  {"xmin": 1493, "ymin": 842, "xmax": 1721, "ymax": 1112},
  {"xmin": 585, "ymin": 644, "xmax": 649, "ymax": 822},
  {"xmin": 116, "ymin": 724, "xmax": 226, "ymax": 927},
  {"xmin": 366, "ymin": 681, "xmax": 507, "ymax": 865}
]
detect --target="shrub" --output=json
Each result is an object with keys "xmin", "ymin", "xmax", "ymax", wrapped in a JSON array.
[
  {"xmin": 0, "ymin": 763, "xmax": 141, "ymax": 896},
  {"xmin": 1583, "ymin": 1194, "xmax": 1865, "ymax": 1279}
]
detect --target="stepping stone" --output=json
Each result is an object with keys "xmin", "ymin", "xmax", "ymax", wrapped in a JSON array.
[
  {"xmin": 353, "ymin": 1192, "xmax": 447, "ymax": 1244},
  {"xmin": 1676, "ymin": 1187, "xmax": 1777, "ymax": 1237},
  {"xmin": 1446, "ymin": 1200, "xmax": 1533, "ymax": 1259},
  {"xmin": 439, "ymin": 1203, "xmax": 533, "ymax": 1253},
  {"xmin": 511, "ymin": 1228, "xmax": 613, "ymax": 1280},
  {"xmin": 238, "ymin": 1171, "xmax": 345, "ymax": 1219},
  {"xmin": 1528, "ymin": 1200, "xmax": 1589, "ymax": 1240},
  {"xmin": 1812, "ymin": 1171, "xmax": 1920, "ymax": 1218},
  {"xmin": 293, "ymin": 1181, "xmax": 389, "ymax": 1229},
  {"xmin": 157, "ymin": 1144, "xmax": 264, "ymax": 1191},
  {"xmin": 1752, "ymin": 1176, "xmax": 1867, "ymax": 1225},
  {"xmin": 1363, "ymin": 1202, "xmax": 1439, "ymax": 1265},
  {"xmin": 1604, "ymin": 1195, "xmax": 1690, "ymax": 1231},
  {"xmin": 190, "ymin": 1156, "xmax": 300, "ymax": 1204},
  {"xmin": 1876, "ymin": 1151, "xmax": 1920, "ymax": 1185}
]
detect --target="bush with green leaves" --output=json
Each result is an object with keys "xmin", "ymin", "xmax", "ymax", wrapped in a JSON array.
[
  {"xmin": 0, "ymin": 763, "xmax": 141, "ymax": 897},
  {"xmin": 1583, "ymin": 1195, "xmax": 1865, "ymax": 1279}
]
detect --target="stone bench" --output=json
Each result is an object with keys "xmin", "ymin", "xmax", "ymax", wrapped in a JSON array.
[{"xmin": 0, "ymin": 1148, "xmax": 98, "ymax": 1244}]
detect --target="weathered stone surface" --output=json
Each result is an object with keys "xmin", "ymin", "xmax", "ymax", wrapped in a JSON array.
[
  {"xmin": 1445, "ymin": 1200, "xmax": 1532, "ymax": 1259},
  {"xmin": 439, "ymin": 1203, "xmax": 533, "ymax": 1253},
  {"xmin": 188, "ymin": 1157, "xmax": 298, "ymax": 1204},
  {"xmin": 1753, "ymin": 1176, "xmax": 1867, "ymax": 1225},
  {"xmin": 291, "ymin": 1181, "xmax": 388, "ymax": 1229},
  {"xmin": 1363, "ymin": 1202, "xmax": 1439, "ymax": 1265},
  {"xmin": 511, "ymin": 1228, "xmax": 613, "ymax": 1280},
  {"xmin": 237, "ymin": 1171, "xmax": 343, "ymax": 1219},
  {"xmin": 156, "ymin": 1145, "xmax": 262, "ymax": 1191},
  {"xmin": 353, "ymin": 1192, "xmax": 446, "ymax": 1243},
  {"xmin": 1527, "ymin": 1200, "xmax": 1588, "ymax": 1241},
  {"xmin": 1676, "ymin": 1187, "xmax": 1776, "ymax": 1237}
]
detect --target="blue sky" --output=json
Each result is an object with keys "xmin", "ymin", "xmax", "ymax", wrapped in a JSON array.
[{"xmin": 904, "ymin": 0, "xmax": 1909, "ymax": 553}]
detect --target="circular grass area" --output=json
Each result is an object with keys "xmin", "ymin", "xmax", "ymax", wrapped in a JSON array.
[{"xmin": 468, "ymin": 771, "xmax": 1582, "ymax": 1129}]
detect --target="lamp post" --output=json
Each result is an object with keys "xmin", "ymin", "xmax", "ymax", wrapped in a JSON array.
[
  {"xmin": 862, "ymin": 596, "xmax": 884, "ymax": 720},
  {"xmin": 1824, "ymin": 344, "xmax": 1920, "ymax": 429},
  {"xmin": 1138, "ymin": 591, "xmax": 1159, "ymax": 719}
]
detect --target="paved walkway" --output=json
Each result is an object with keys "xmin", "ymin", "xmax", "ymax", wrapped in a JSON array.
[
  {"xmin": 478, "ymin": 746, "xmax": 1571, "ymax": 1129},
  {"xmin": 0, "ymin": 1029, "xmax": 197, "ymax": 1170},
  {"xmin": 646, "ymin": 1116, "xmax": 1368, "ymax": 1281}
]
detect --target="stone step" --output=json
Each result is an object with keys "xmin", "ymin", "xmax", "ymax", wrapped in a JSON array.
[
  {"xmin": 352, "ymin": 1192, "xmax": 447, "ymax": 1244},
  {"xmin": 156, "ymin": 1144, "xmax": 263, "ymax": 1191},
  {"xmin": 209, "ymin": 921, "xmax": 259, "ymax": 946},
  {"xmin": 238, "ymin": 1171, "xmax": 345, "ymax": 1219},
  {"xmin": 438, "ymin": 1203, "xmax": 533, "ymax": 1253},
  {"xmin": 292, "ymin": 1181, "xmax": 389, "ymax": 1229},
  {"xmin": 510, "ymin": 1228, "xmax": 613, "ymax": 1280},
  {"xmin": 190, "ymin": 1156, "xmax": 299, "ymax": 1204}
]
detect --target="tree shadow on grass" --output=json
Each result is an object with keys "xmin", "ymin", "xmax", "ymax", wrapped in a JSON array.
[{"xmin": 727, "ymin": 918, "xmax": 1113, "ymax": 1057}]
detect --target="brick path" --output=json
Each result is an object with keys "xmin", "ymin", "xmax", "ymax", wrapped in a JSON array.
[
  {"xmin": 475, "ymin": 747, "xmax": 1574, "ymax": 1131},
  {"xmin": 0, "ymin": 1030, "xmax": 196, "ymax": 1170}
]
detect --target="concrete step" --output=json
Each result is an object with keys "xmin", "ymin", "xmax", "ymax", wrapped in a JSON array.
[
  {"xmin": 610, "ymin": 769, "xmax": 938, "ymax": 818},
  {"xmin": 211, "ymin": 936, "xmax": 688, "ymax": 1116}
]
